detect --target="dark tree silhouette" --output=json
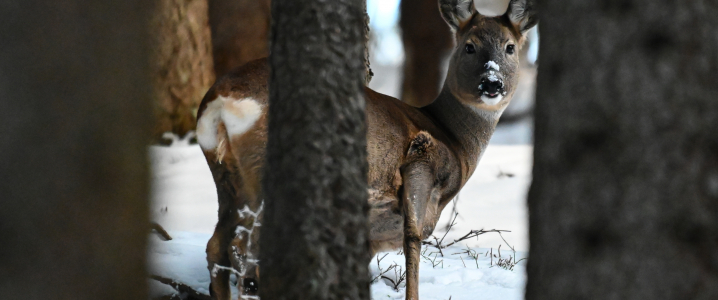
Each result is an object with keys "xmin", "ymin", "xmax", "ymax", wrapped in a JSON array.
[
  {"xmin": 0, "ymin": 1, "xmax": 152, "ymax": 299},
  {"xmin": 527, "ymin": 1, "xmax": 718, "ymax": 299},
  {"xmin": 259, "ymin": 0, "xmax": 371, "ymax": 299}
]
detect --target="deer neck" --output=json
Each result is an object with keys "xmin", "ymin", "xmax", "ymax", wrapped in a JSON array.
[{"xmin": 420, "ymin": 87, "xmax": 504, "ymax": 179}]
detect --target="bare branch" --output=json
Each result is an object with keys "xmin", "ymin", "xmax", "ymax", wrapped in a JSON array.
[
  {"xmin": 422, "ymin": 228, "xmax": 511, "ymax": 256},
  {"xmin": 371, "ymin": 254, "xmax": 395, "ymax": 284}
]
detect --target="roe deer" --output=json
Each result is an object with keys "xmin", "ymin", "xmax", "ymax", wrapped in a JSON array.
[{"xmin": 196, "ymin": 0, "xmax": 537, "ymax": 299}]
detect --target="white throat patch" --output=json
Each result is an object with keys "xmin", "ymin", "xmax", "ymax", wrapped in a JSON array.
[{"xmin": 480, "ymin": 94, "xmax": 503, "ymax": 106}]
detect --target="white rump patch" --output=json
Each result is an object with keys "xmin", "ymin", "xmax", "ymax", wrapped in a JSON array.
[
  {"xmin": 221, "ymin": 98, "xmax": 262, "ymax": 138},
  {"xmin": 481, "ymin": 94, "xmax": 503, "ymax": 106},
  {"xmin": 485, "ymin": 60, "xmax": 500, "ymax": 71},
  {"xmin": 196, "ymin": 99, "xmax": 224, "ymax": 150},
  {"xmin": 196, "ymin": 96, "xmax": 263, "ymax": 150}
]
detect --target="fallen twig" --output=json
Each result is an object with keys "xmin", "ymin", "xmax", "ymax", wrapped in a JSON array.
[
  {"xmin": 150, "ymin": 275, "xmax": 210, "ymax": 300},
  {"xmin": 381, "ymin": 264, "xmax": 406, "ymax": 291},
  {"xmin": 151, "ymin": 222, "xmax": 172, "ymax": 241},
  {"xmin": 371, "ymin": 253, "xmax": 394, "ymax": 283}
]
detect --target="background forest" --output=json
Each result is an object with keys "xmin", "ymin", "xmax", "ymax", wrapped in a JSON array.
[{"xmin": 1, "ymin": 0, "xmax": 716, "ymax": 300}]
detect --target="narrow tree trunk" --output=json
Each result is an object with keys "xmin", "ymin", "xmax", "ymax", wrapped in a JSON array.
[
  {"xmin": 399, "ymin": 0, "xmax": 452, "ymax": 107},
  {"xmin": 208, "ymin": 0, "xmax": 271, "ymax": 77},
  {"xmin": 527, "ymin": 1, "xmax": 718, "ymax": 299},
  {"xmin": 151, "ymin": 0, "xmax": 215, "ymax": 142},
  {"xmin": 259, "ymin": 0, "xmax": 371, "ymax": 299},
  {"xmin": 0, "ymin": 2, "xmax": 151, "ymax": 299}
]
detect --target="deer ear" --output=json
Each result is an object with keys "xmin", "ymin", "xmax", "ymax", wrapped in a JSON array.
[
  {"xmin": 439, "ymin": 0, "xmax": 477, "ymax": 32},
  {"xmin": 506, "ymin": 0, "xmax": 537, "ymax": 34}
]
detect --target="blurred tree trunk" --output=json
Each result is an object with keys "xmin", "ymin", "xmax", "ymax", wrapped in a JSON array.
[
  {"xmin": 259, "ymin": 0, "xmax": 371, "ymax": 298},
  {"xmin": 0, "ymin": 1, "xmax": 151, "ymax": 300},
  {"xmin": 399, "ymin": 0, "xmax": 452, "ymax": 107},
  {"xmin": 151, "ymin": 0, "xmax": 215, "ymax": 142},
  {"xmin": 527, "ymin": 1, "xmax": 718, "ymax": 299},
  {"xmin": 207, "ymin": 0, "xmax": 374, "ymax": 83},
  {"xmin": 208, "ymin": 0, "xmax": 271, "ymax": 77}
]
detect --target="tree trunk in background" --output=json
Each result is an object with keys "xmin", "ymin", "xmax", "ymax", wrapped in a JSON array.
[
  {"xmin": 207, "ymin": 0, "xmax": 374, "ymax": 83},
  {"xmin": 151, "ymin": 0, "xmax": 215, "ymax": 142},
  {"xmin": 527, "ymin": 1, "xmax": 718, "ymax": 299},
  {"xmin": 260, "ymin": 0, "xmax": 370, "ymax": 298},
  {"xmin": 399, "ymin": 0, "xmax": 452, "ymax": 107},
  {"xmin": 0, "ymin": 2, "xmax": 151, "ymax": 299},
  {"xmin": 208, "ymin": 0, "xmax": 271, "ymax": 77}
]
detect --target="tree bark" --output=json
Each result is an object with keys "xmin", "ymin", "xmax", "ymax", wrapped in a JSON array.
[
  {"xmin": 208, "ymin": 0, "xmax": 271, "ymax": 77},
  {"xmin": 151, "ymin": 0, "xmax": 215, "ymax": 142},
  {"xmin": 399, "ymin": 0, "xmax": 452, "ymax": 107},
  {"xmin": 0, "ymin": 1, "xmax": 151, "ymax": 299},
  {"xmin": 527, "ymin": 1, "xmax": 718, "ymax": 299},
  {"xmin": 363, "ymin": 1, "xmax": 373, "ymax": 84},
  {"xmin": 259, "ymin": 0, "xmax": 371, "ymax": 299}
]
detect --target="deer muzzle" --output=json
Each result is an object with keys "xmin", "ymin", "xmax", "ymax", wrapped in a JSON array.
[{"xmin": 478, "ymin": 76, "xmax": 504, "ymax": 98}]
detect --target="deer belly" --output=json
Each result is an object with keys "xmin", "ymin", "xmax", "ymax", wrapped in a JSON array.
[{"xmin": 368, "ymin": 192, "xmax": 404, "ymax": 250}]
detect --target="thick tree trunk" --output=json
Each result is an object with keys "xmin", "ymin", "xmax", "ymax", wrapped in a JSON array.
[
  {"xmin": 151, "ymin": 0, "xmax": 215, "ymax": 142},
  {"xmin": 527, "ymin": 1, "xmax": 718, "ymax": 299},
  {"xmin": 399, "ymin": 0, "xmax": 452, "ymax": 107},
  {"xmin": 208, "ymin": 0, "xmax": 271, "ymax": 77},
  {"xmin": 0, "ymin": 2, "xmax": 151, "ymax": 299},
  {"xmin": 259, "ymin": 0, "xmax": 371, "ymax": 299}
]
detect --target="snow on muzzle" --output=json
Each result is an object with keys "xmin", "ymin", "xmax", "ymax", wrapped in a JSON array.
[{"xmin": 478, "ymin": 69, "xmax": 506, "ymax": 105}]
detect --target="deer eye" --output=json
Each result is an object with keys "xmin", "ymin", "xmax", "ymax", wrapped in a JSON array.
[
  {"xmin": 506, "ymin": 44, "xmax": 515, "ymax": 55},
  {"xmin": 465, "ymin": 44, "xmax": 475, "ymax": 54}
]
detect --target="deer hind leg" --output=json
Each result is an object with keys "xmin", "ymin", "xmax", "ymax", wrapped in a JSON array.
[
  {"xmin": 401, "ymin": 132, "xmax": 439, "ymax": 300},
  {"xmin": 207, "ymin": 225, "xmax": 233, "ymax": 300},
  {"xmin": 199, "ymin": 95, "xmax": 264, "ymax": 299}
]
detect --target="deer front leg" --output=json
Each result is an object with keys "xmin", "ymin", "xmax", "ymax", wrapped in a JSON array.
[{"xmin": 401, "ymin": 162, "xmax": 435, "ymax": 300}]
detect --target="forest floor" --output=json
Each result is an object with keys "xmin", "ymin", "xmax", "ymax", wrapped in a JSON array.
[{"xmin": 148, "ymin": 129, "xmax": 532, "ymax": 300}]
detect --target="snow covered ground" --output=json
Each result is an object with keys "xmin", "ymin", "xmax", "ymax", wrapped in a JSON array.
[{"xmin": 148, "ymin": 133, "xmax": 532, "ymax": 299}]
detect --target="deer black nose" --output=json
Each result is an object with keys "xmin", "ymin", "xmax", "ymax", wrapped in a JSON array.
[{"xmin": 479, "ymin": 78, "xmax": 504, "ymax": 97}]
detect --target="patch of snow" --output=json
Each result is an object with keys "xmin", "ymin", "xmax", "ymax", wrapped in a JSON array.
[
  {"xmin": 433, "ymin": 145, "xmax": 532, "ymax": 251},
  {"xmin": 162, "ymin": 131, "xmax": 196, "ymax": 147},
  {"xmin": 485, "ymin": 61, "xmax": 500, "ymax": 71},
  {"xmin": 149, "ymin": 144, "xmax": 218, "ymax": 234},
  {"xmin": 487, "ymin": 71, "xmax": 500, "ymax": 82},
  {"xmin": 147, "ymin": 231, "xmax": 237, "ymax": 298},
  {"xmin": 370, "ymin": 244, "xmax": 526, "ymax": 300},
  {"xmin": 148, "ymin": 142, "xmax": 532, "ymax": 299}
]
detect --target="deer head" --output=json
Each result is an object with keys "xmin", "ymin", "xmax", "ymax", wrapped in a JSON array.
[{"xmin": 438, "ymin": 0, "xmax": 537, "ymax": 110}]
